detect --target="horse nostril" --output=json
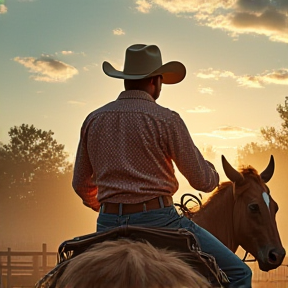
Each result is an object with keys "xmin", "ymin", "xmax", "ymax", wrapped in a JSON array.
[{"xmin": 268, "ymin": 250, "xmax": 279, "ymax": 263}]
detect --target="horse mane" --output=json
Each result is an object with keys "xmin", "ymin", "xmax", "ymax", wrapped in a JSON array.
[
  {"xmin": 56, "ymin": 239, "xmax": 211, "ymax": 288},
  {"xmin": 192, "ymin": 182, "xmax": 231, "ymax": 212},
  {"xmin": 238, "ymin": 165, "xmax": 264, "ymax": 186},
  {"xmin": 191, "ymin": 165, "xmax": 264, "ymax": 213}
]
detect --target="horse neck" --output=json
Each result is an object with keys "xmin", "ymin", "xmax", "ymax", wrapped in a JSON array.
[{"xmin": 192, "ymin": 183, "xmax": 239, "ymax": 252}]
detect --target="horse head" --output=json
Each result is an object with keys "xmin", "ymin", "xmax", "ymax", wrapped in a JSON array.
[{"xmin": 222, "ymin": 155, "xmax": 286, "ymax": 271}]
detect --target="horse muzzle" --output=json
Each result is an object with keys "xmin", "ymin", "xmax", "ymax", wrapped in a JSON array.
[{"xmin": 257, "ymin": 246, "xmax": 286, "ymax": 271}]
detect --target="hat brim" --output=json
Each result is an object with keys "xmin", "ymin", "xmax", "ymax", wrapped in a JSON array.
[{"xmin": 102, "ymin": 61, "xmax": 186, "ymax": 84}]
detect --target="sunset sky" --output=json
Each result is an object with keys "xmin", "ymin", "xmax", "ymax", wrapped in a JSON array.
[{"xmin": 1, "ymin": 0, "xmax": 288, "ymax": 248}]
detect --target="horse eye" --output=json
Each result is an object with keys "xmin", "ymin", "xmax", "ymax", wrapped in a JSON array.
[{"xmin": 249, "ymin": 203, "xmax": 260, "ymax": 213}]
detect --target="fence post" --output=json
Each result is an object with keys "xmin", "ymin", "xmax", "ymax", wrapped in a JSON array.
[
  {"xmin": 7, "ymin": 248, "xmax": 11, "ymax": 288},
  {"xmin": 32, "ymin": 254, "xmax": 40, "ymax": 282},
  {"xmin": 42, "ymin": 243, "xmax": 47, "ymax": 274}
]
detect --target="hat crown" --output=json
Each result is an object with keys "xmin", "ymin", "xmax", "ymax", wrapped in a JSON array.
[
  {"xmin": 102, "ymin": 43, "xmax": 186, "ymax": 84},
  {"xmin": 123, "ymin": 44, "xmax": 163, "ymax": 75}
]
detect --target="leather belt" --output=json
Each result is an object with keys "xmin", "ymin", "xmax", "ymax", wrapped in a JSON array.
[{"xmin": 101, "ymin": 196, "xmax": 173, "ymax": 215}]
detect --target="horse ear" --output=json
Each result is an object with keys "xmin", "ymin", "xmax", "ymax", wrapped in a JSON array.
[
  {"xmin": 260, "ymin": 155, "xmax": 275, "ymax": 183},
  {"xmin": 221, "ymin": 155, "xmax": 244, "ymax": 184}
]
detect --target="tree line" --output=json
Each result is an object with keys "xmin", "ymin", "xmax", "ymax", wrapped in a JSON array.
[
  {"xmin": 0, "ymin": 124, "xmax": 94, "ymax": 250},
  {"xmin": 237, "ymin": 96, "xmax": 288, "ymax": 166},
  {"xmin": 0, "ymin": 124, "xmax": 72, "ymax": 207},
  {"xmin": 1, "ymin": 97, "xmax": 288, "ymax": 248}
]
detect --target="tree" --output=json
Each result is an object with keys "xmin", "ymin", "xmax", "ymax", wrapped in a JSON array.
[
  {"xmin": 0, "ymin": 124, "xmax": 72, "ymax": 205},
  {"xmin": 260, "ymin": 97, "xmax": 288, "ymax": 150},
  {"xmin": 238, "ymin": 96, "xmax": 288, "ymax": 164},
  {"xmin": 0, "ymin": 125, "xmax": 98, "ymax": 250}
]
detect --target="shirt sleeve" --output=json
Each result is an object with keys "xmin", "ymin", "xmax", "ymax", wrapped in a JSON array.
[
  {"xmin": 72, "ymin": 120, "xmax": 100, "ymax": 212},
  {"xmin": 166, "ymin": 112, "xmax": 219, "ymax": 192}
]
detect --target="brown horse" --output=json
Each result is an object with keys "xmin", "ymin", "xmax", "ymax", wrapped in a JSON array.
[
  {"xmin": 184, "ymin": 155, "xmax": 286, "ymax": 272},
  {"xmin": 36, "ymin": 155, "xmax": 285, "ymax": 287},
  {"xmin": 55, "ymin": 239, "xmax": 211, "ymax": 288}
]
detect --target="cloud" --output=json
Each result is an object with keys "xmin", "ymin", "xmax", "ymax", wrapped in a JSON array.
[
  {"xmin": 113, "ymin": 28, "xmax": 125, "ymax": 35},
  {"xmin": 196, "ymin": 68, "xmax": 236, "ymax": 80},
  {"xmin": 194, "ymin": 126, "xmax": 258, "ymax": 139},
  {"xmin": 226, "ymin": 7, "xmax": 288, "ymax": 43},
  {"xmin": 135, "ymin": 0, "xmax": 152, "ymax": 13},
  {"xmin": 186, "ymin": 106, "xmax": 215, "ymax": 113},
  {"xmin": 236, "ymin": 0, "xmax": 271, "ymax": 13},
  {"xmin": 0, "ymin": 4, "xmax": 7, "ymax": 13},
  {"xmin": 83, "ymin": 63, "xmax": 98, "ymax": 72},
  {"xmin": 232, "ymin": 8, "xmax": 286, "ymax": 31},
  {"xmin": 68, "ymin": 100, "xmax": 86, "ymax": 106},
  {"xmin": 236, "ymin": 75, "xmax": 264, "ymax": 88},
  {"xmin": 58, "ymin": 51, "xmax": 86, "ymax": 56},
  {"xmin": 144, "ymin": 0, "xmax": 234, "ymax": 14},
  {"xmin": 261, "ymin": 69, "xmax": 288, "ymax": 85},
  {"xmin": 14, "ymin": 56, "xmax": 78, "ymax": 82},
  {"xmin": 196, "ymin": 68, "xmax": 288, "ymax": 88},
  {"xmin": 198, "ymin": 87, "xmax": 214, "ymax": 94},
  {"xmin": 61, "ymin": 51, "xmax": 74, "ymax": 55},
  {"xmin": 135, "ymin": 0, "xmax": 288, "ymax": 43}
]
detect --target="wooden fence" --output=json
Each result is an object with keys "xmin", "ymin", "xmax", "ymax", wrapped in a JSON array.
[
  {"xmin": 1, "ymin": 244, "xmax": 288, "ymax": 288},
  {"xmin": 0, "ymin": 244, "xmax": 57, "ymax": 288},
  {"xmin": 248, "ymin": 261, "xmax": 288, "ymax": 288}
]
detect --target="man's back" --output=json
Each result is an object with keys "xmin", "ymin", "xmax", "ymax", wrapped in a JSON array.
[{"xmin": 75, "ymin": 90, "xmax": 179, "ymax": 204}]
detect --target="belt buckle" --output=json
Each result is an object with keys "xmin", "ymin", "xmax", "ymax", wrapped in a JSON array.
[
  {"xmin": 143, "ymin": 202, "xmax": 147, "ymax": 212},
  {"xmin": 158, "ymin": 196, "xmax": 165, "ymax": 208}
]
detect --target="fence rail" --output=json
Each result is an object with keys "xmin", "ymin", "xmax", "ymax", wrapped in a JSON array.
[
  {"xmin": 248, "ymin": 261, "xmax": 288, "ymax": 288},
  {"xmin": 1, "ymin": 244, "xmax": 288, "ymax": 288},
  {"xmin": 0, "ymin": 244, "xmax": 57, "ymax": 288}
]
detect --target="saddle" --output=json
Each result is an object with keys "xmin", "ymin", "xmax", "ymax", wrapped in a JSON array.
[{"xmin": 35, "ymin": 225, "xmax": 229, "ymax": 288}]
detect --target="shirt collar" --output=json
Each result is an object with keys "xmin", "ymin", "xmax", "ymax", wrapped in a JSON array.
[{"xmin": 117, "ymin": 90, "xmax": 155, "ymax": 103}]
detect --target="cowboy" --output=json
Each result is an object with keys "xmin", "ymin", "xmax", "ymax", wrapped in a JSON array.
[{"xmin": 72, "ymin": 44, "xmax": 252, "ymax": 287}]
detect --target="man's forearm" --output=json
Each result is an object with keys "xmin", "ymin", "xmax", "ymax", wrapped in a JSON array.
[{"xmin": 73, "ymin": 181, "xmax": 100, "ymax": 211}]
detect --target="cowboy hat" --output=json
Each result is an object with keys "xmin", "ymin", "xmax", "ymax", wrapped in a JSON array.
[{"xmin": 102, "ymin": 44, "xmax": 186, "ymax": 84}]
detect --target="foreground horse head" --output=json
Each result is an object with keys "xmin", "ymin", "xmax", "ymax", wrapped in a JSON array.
[
  {"xmin": 190, "ymin": 155, "xmax": 285, "ymax": 272},
  {"xmin": 56, "ymin": 239, "xmax": 211, "ymax": 288}
]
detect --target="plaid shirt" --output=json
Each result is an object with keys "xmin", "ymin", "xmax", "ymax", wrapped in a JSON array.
[{"xmin": 72, "ymin": 90, "xmax": 219, "ymax": 211}]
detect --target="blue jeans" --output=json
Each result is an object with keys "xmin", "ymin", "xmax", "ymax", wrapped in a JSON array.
[{"xmin": 97, "ymin": 205, "xmax": 252, "ymax": 288}]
